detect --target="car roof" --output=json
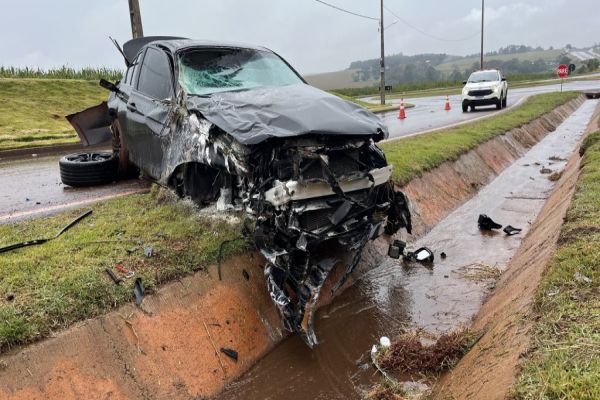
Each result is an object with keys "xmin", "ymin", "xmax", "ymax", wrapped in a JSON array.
[{"xmin": 122, "ymin": 36, "xmax": 270, "ymax": 64}]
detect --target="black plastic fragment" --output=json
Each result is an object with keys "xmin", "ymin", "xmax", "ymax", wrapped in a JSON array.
[
  {"xmin": 387, "ymin": 240, "xmax": 406, "ymax": 259},
  {"xmin": 0, "ymin": 210, "xmax": 92, "ymax": 254},
  {"xmin": 242, "ymin": 269, "xmax": 250, "ymax": 281},
  {"xmin": 503, "ymin": 225, "xmax": 522, "ymax": 236},
  {"xmin": 134, "ymin": 277, "xmax": 145, "ymax": 306},
  {"xmin": 105, "ymin": 268, "xmax": 123, "ymax": 285},
  {"xmin": 478, "ymin": 214, "xmax": 502, "ymax": 230},
  {"xmin": 403, "ymin": 247, "xmax": 435, "ymax": 263},
  {"xmin": 440, "ymin": 252, "xmax": 447, "ymax": 259},
  {"xmin": 220, "ymin": 347, "xmax": 238, "ymax": 362},
  {"xmin": 329, "ymin": 200, "xmax": 353, "ymax": 225}
]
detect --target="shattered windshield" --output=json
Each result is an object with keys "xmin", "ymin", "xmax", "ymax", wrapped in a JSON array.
[
  {"xmin": 178, "ymin": 48, "xmax": 303, "ymax": 95},
  {"xmin": 468, "ymin": 71, "xmax": 500, "ymax": 83}
]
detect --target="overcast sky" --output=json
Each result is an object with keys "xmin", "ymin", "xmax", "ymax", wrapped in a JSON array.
[{"xmin": 1, "ymin": 0, "xmax": 598, "ymax": 75}]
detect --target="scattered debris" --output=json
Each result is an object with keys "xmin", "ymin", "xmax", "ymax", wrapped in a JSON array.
[
  {"xmin": 220, "ymin": 347, "xmax": 239, "ymax": 362},
  {"xmin": 388, "ymin": 240, "xmax": 406, "ymax": 259},
  {"xmin": 548, "ymin": 171, "xmax": 563, "ymax": 181},
  {"xmin": 540, "ymin": 167, "xmax": 552, "ymax": 174},
  {"xmin": 549, "ymin": 155, "xmax": 566, "ymax": 162},
  {"xmin": 440, "ymin": 252, "xmax": 447, "ymax": 259},
  {"xmin": 503, "ymin": 225, "xmax": 522, "ymax": 236},
  {"xmin": 574, "ymin": 272, "xmax": 592, "ymax": 284},
  {"xmin": 242, "ymin": 269, "xmax": 250, "ymax": 281},
  {"xmin": 115, "ymin": 263, "xmax": 135, "ymax": 278},
  {"xmin": 378, "ymin": 330, "xmax": 478, "ymax": 374},
  {"xmin": 105, "ymin": 268, "xmax": 123, "ymax": 285},
  {"xmin": 5, "ymin": 294, "xmax": 15, "ymax": 302},
  {"xmin": 403, "ymin": 247, "xmax": 434, "ymax": 264},
  {"xmin": 478, "ymin": 214, "xmax": 502, "ymax": 231},
  {"xmin": 380, "ymin": 336, "xmax": 391, "ymax": 348},
  {"xmin": 203, "ymin": 319, "xmax": 227, "ymax": 376},
  {"xmin": 457, "ymin": 263, "xmax": 502, "ymax": 282},
  {"xmin": 0, "ymin": 210, "xmax": 92, "ymax": 254},
  {"xmin": 134, "ymin": 278, "xmax": 145, "ymax": 306},
  {"xmin": 143, "ymin": 246, "xmax": 154, "ymax": 258}
]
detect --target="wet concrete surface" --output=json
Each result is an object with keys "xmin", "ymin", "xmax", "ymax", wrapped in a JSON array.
[
  {"xmin": 0, "ymin": 154, "xmax": 149, "ymax": 224},
  {"xmin": 376, "ymin": 80, "xmax": 600, "ymax": 139},
  {"xmin": 216, "ymin": 100, "xmax": 598, "ymax": 400}
]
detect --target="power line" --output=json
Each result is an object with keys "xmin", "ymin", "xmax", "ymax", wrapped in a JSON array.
[
  {"xmin": 314, "ymin": 0, "xmax": 379, "ymax": 21},
  {"xmin": 384, "ymin": 5, "xmax": 479, "ymax": 42}
]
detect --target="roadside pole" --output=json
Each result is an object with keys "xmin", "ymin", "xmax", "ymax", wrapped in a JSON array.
[
  {"xmin": 128, "ymin": 0, "xmax": 144, "ymax": 38},
  {"xmin": 480, "ymin": 0, "xmax": 484, "ymax": 70},
  {"xmin": 379, "ymin": 0, "xmax": 385, "ymax": 105}
]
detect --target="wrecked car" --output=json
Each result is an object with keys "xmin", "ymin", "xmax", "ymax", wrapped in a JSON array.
[{"xmin": 64, "ymin": 36, "xmax": 412, "ymax": 347}]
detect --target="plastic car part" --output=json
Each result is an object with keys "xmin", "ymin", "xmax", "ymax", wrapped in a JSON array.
[
  {"xmin": 478, "ymin": 214, "xmax": 502, "ymax": 230},
  {"xmin": 388, "ymin": 240, "xmax": 407, "ymax": 259},
  {"xmin": 403, "ymin": 247, "xmax": 435, "ymax": 263},
  {"xmin": 134, "ymin": 278, "xmax": 145, "ymax": 306},
  {"xmin": 503, "ymin": 225, "xmax": 522, "ymax": 236}
]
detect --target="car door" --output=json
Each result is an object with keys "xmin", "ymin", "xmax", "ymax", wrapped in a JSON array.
[{"xmin": 125, "ymin": 46, "xmax": 175, "ymax": 179}]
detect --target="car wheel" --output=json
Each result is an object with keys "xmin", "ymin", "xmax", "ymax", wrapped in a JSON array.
[
  {"xmin": 470, "ymin": 105, "xmax": 476, "ymax": 112},
  {"xmin": 59, "ymin": 152, "xmax": 118, "ymax": 187},
  {"xmin": 462, "ymin": 103, "xmax": 468, "ymax": 113},
  {"xmin": 496, "ymin": 98, "xmax": 502, "ymax": 109},
  {"xmin": 111, "ymin": 119, "xmax": 138, "ymax": 179},
  {"xmin": 502, "ymin": 94, "xmax": 508, "ymax": 108}
]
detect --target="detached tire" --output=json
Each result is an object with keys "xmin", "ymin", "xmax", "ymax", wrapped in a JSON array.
[{"xmin": 59, "ymin": 152, "xmax": 118, "ymax": 187}]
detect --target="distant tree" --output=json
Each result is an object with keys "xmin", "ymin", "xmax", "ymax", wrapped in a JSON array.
[
  {"xmin": 584, "ymin": 58, "xmax": 599, "ymax": 71},
  {"xmin": 557, "ymin": 55, "xmax": 572, "ymax": 65},
  {"xmin": 565, "ymin": 44, "xmax": 573, "ymax": 50}
]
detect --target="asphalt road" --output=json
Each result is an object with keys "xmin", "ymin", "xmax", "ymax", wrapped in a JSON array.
[
  {"xmin": 0, "ymin": 154, "xmax": 149, "ymax": 224},
  {"xmin": 370, "ymin": 79, "xmax": 600, "ymax": 139},
  {"xmin": 0, "ymin": 79, "xmax": 598, "ymax": 223}
]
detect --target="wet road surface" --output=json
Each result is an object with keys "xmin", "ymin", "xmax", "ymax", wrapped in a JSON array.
[
  {"xmin": 374, "ymin": 79, "xmax": 600, "ymax": 139},
  {"xmin": 216, "ymin": 100, "xmax": 598, "ymax": 400},
  {"xmin": 0, "ymin": 154, "xmax": 149, "ymax": 224}
]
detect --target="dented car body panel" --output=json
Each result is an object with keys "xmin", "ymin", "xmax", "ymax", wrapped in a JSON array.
[{"xmin": 68, "ymin": 37, "xmax": 411, "ymax": 347}]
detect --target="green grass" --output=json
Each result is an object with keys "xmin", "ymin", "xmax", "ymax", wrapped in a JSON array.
[
  {"xmin": 0, "ymin": 78, "xmax": 108, "ymax": 151},
  {"xmin": 512, "ymin": 130, "xmax": 600, "ymax": 400},
  {"xmin": 0, "ymin": 190, "xmax": 246, "ymax": 350},
  {"xmin": 0, "ymin": 66, "xmax": 123, "ymax": 81},
  {"xmin": 381, "ymin": 91, "xmax": 580, "ymax": 185}
]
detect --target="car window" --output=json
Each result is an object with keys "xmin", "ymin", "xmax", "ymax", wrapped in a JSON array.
[
  {"xmin": 178, "ymin": 48, "xmax": 303, "ymax": 96},
  {"xmin": 129, "ymin": 53, "xmax": 142, "ymax": 87},
  {"xmin": 137, "ymin": 47, "xmax": 174, "ymax": 99},
  {"xmin": 468, "ymin": 71, "xmax": 500, "ymax": 83}
]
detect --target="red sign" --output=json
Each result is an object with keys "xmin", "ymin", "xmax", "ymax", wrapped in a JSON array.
[{"xmin": 557, "ymin": 64, "xmax": 569, "ymax": 78}]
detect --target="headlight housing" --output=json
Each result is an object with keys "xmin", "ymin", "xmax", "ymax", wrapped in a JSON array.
[
  {"xmin": 462, "ymin": 87, "xmax": 469, "ymax": 95},
  {"xmin": 493, "ymin": 84, "xmax": 501, "ymax": 93}
]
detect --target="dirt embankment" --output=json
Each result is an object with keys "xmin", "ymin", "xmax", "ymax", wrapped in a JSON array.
[
  {"xmin": 431, "ymin": 100, "xmax": 600, "ymax": 400},
  {"xmin": 0, "ymin": 96, "xmax": 586, "ymax": 400}
]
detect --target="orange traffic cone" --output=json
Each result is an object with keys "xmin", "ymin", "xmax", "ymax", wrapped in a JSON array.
[
  {"xmin": 444, "ymin": 95, "xmax": 451, "ymax": 111},
  {"xmin": 398, "ymin": 99, "xmax": 406, "ymax": 119}
]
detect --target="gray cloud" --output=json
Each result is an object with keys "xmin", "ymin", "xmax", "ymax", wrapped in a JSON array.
[{"xmin": 0, "ymin": 0, "xmax": 598, "ymax": 74}]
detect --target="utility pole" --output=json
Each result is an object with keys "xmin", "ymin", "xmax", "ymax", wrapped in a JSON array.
[
  {"xmin": 128, "ymin": 0, "xmax": 144, "ymax": 38},
  {"xmin": 380, "ymin": 0, "xmax": 385, "ymax": 105},
  {"xmin": 480, "ymin": 0, "xmax": 484, "ymax": 70}
]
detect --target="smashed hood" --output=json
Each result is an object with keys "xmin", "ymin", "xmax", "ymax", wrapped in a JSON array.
[{"xmin": 185, "ymin": 83, "xmax": 389, "ymax": 145}]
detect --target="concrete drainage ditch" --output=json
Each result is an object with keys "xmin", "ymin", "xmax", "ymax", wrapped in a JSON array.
[{"xmin": 0, "ymin": 95, "xmax": 595, "ymax": 400}]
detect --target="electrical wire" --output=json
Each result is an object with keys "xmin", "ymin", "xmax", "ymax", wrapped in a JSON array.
[
  {"xmin": 314, "ymin": 0, "xmax": 379, "ymax": 21},
  {"xmin": 384, "ymin": 5, "xmax": 479, "ymax": 42}
]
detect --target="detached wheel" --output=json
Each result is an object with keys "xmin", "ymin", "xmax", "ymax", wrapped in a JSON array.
[{"xmin": 59, "ymin": 152, "xmax": 118, "ymax": 187}]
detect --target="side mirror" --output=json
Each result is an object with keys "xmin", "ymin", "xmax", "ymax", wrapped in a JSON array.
[
  {"xmin": 501, "ymin": 77, "xmax": 507, "ymax": 82},
  {"xmin": 99, "ymin": 78, "xmax": 121, "ymax": 94},
  {"xmin": 462, "ymin": 80, "xmax": 467, "ymax": 85}
]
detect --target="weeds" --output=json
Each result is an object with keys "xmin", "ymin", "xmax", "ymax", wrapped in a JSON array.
[{"xmin": 0, "ymin": 66, "xmax": 122, "ymax": 81}]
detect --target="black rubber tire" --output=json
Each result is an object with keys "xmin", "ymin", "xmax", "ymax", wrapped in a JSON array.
[
  {"xmin": 59, "ymin": 152, "xmax": 118, "ymax": 187},
  {"xmin": 496, "ymin": 99, "xmax": 502, "ymax": 110},
  {"xmin": 502, "ymin": 94, "xmax": 508, "ymax": 108},
  {"xmin": 462, "ymin": 103, "xmax": 468, "ymax": 113}
]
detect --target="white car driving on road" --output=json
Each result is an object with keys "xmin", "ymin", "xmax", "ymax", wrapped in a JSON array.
[{"xmin": 461, "ymin": 69, "xmax": 508, "ymax": 112}]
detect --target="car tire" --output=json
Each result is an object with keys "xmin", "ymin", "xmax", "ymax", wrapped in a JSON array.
[
  {"xmin": 112, "ymin": 119, "xmax": 139, "ymax": 179},
  {"xmin": 59, "ymin": 152, "xmax": 118, "ymax": 187},
  {"xmin": 470, "ymin": 105, "xmax": 476, "ymax": 112},
  {"xmin": 502, "ymin": 94, "xmax": 508, "ymax": 108},
  {"xmin": 496, "ymin": 98, "xmax": 502, "ymax": 109},
  {"xmin": 462, "ymin": 103, "xmax": 468, "ymax": 113}
]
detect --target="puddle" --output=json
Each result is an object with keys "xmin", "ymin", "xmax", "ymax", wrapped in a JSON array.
[{"xmin": 215, "ymin": 100, "xmax": 598, "ymax": 400}]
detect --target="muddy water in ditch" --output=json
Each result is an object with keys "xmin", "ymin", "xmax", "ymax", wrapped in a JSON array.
[{"xmin": 216, "ymin": 100, "xmax": 598, "ymax": 400}]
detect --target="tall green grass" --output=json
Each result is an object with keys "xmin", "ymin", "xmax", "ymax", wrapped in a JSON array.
[{"xmin": 0, "ymin": 66, "xmax": 123, "ymax": 81}]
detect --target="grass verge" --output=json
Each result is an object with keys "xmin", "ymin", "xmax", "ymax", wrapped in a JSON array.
[
  {"xmin": 0, "ymin": 189, "xmax": 246, "ymax": 351},
  {"xmin": 0, "ymin": 78, "xmax": 107, "ymax": 151},
  {"xmin": 512, "ymin": 130, "xmax": 600, "ymax": 400},
  {"xmin": 381, "ymin": 91, "xmax": 580, "ymax": 186}
]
